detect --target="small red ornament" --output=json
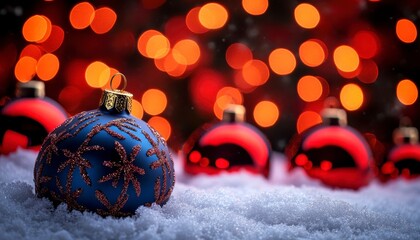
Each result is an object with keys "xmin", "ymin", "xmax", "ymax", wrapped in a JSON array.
[
  {"xmin": 286, "ymin": 108, "xmax": 373, "ymax": 189},
  {"xmin": 0, "ymin": 81, "xmax": 67, "ymax": 154},
  {"xmin": 182, "ymin": 105, "xmax": 271, "ymax": 177},
  {"xmin": 381, "ymin": 119, "xmax": 420, "ymax": 180}
]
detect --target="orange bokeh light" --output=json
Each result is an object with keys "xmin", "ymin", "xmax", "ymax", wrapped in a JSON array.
[
  {"xmin": 137, "ymin": 30, "xmax": 161, "ymax": 57},
  {"xmin": 36, "ymin": 53, "xmax": 59, "ymax": 81},
  {"xmin": 148, "ymin": 116, "xmax": 171, "ymax": 140},
  {"xmin": 154, "ymin": 49, "xmax": 188, "ymax": 77},
  {"xmin": 253, "ymin": 100, "xmax": 280, "ymax": 128},
  {"xmin": 173, "ymin": 39, "xmax": 201, "ymax": 65},
  {"xmin": 198, "ymin": 3, "xmax": 228, "ymax": 30},
  {"xmin": 225, "ymin": 43, "xmax": 253, "ymax": 69},
  {"xmin": 242, "ymin": 59, "xmax": 270, "ymax": 86},
  {"xmin": 186, "ymin": 7, "xmax": 209, "ymax": 34},
  {"xmin": 69, "ymin": 2, "xmax": 95, "ymax": 30},
  {"xmin": 268, "ymin": 48, "xmax": 296, "ymax": 75},
  {"xmin": 146, "ymin": 34, "xmax": 170, "ymax": 59},
  {"xmin": 15, "ymin": 56, "xmax": 37, "ymax": 83},
  {"xmin": 340, "ymin": 83, "xmax": 364, "ymax": 111},
  {"xmin": 90, "ymin": 7, "xmax": 117, "ymax": 34},
  {"xmin": 297, "ymin": 75, "xmax": 323, "ymax": 102},
  {"xmin": 396, "ymin": 18, "xmax": 417, "ymax": 43},
  {"xmin": 396, "ymin": 79, "xmax": 418, "ymax": 105},
  {"xmin": 294, "ymin": 3, "xmax": 320, "ymax": 29},
  {"xmin": 22, "ymin": 15, "xmax": 52, "ymax": 43},
  {"xmin": 131, "ymin": 99, "xmax": 144, "ymax": 119},
  {"xmin": 296, "ymin": 111, "xmax": 322, "ymax": 134},
  {"xmin": 299, "ymin": 39, "xmax": 326, "ymax": 67},
  {"xmin": 142, "ymin": 89, "xmax": 167, "ymax": 115},
  {"xmin": 101, "ymin": 68, "xmax": 121, "ymax": 90},
  {"xmin": 333, "ymin": 45, "xmax": 360, "ymax": 73},
  {"xmin": 242, "ymin": 0, "xmax": 269, "ymax": 16},
  {"xmin": 214, "ymin": 87, "xmax": 243, "ymax": 119},
  {"xmin": 85, "ymin": 61, "xmax": 110, "ymax": 88}
]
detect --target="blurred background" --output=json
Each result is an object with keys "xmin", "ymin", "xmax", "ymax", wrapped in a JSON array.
[{"xmin": 0, "ymin": 0, "xmax": 419, "ymax": 155}]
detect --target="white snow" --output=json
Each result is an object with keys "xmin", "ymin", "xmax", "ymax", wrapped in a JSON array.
[{"xmin": 0, "ymin": 150, "xmax": 419, "ymax": 240}]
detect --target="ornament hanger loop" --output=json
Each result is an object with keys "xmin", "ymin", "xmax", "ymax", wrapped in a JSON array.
[{"xmin": 110, "ymin": 73, "xmax": 127, "ymax": 91}]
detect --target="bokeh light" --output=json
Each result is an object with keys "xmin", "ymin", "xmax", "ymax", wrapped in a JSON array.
[
  {"xmin": 226, "ymin": 43, "xmax": 253, "ymax": 69},
  {"xmin": 396, "ymin": 18, "xmax": 417, "ymax": 43},
  {"xmin": 142, "ymin": 89, "xmax": 168, "ymax": 115},
  {"xmin": 131, "ymin": 99, "xmax": 144, "ymax": 119},
  {"xmin": 396, "ymin": 79, "xmax": 418, "ymax": 105},
  {"xmin": 296, "ymin": 111, "xmax": 322, "ymax": 133},
  {"xmin": 85, "ymin": 61, "xmax": 110, "ymax": 88},
  {"xmin": 20, "ymin": 44, "xmax": 43, "ymax": 60},
  {"xmin": 148, "ymin": 116, "xmax": 171, "ymax": 140},
  {"xmin": 213, "ymin": 87, "xmax": 243, "ymax": 119},
  {"xmin": 340, "ymin": 83, "xmax": 364, "ymax": 111},
  {"xmin": 242, "ymin": 59, "xmax": 270, "ymax": 86},
  {"xmin": 333, "ymin": 45, "xmax": 360, "ymax": 73},
  {"xmin": 294, "ymin": 3, "xmax": 320, "ymax": 29},
  {"xmin": 186, "ymin": 7, "xmax": 208, "ymax": 34},
  {"xmin": 90, "ymin": 7, "xmax": 117, "ymax": 34},
  {"xmin": 199, "ymin": 3, "xmax": 228, "ymax": 30},
  {"xmin": 297, "ymin": 75, "xmax": 323, "ymax": 102},
  {"xmin": 58, "ymin": 85, "xmax": 82, "ymax": 113},
  {"xmin": 357, "ymin": 60, "xmax": 378, "ymax": 84},
  {"xmin": 268, "ymin": 48, "xmax": 296, "ymax": 75},
  {"xmin": 39, "ymin": 25, "xmax": 65, "ymax": 53},
  {"xmin": 253, "ymin": 100, "xmax": 280, "ymax": 127},
  {"xmin": 137, "ymin": 30, "xmax": 170, "ymax": 59},
  {"xmin": 242, "ymin": 0, "xmax": 269, "ymax": 16},
  {"xmin": 22, "ymin": 15, "xmax": 52, "ymax": 43},
  {"xmin": 69, "ymin": 2, "xmax": 95, "ymax": 30},
  {"xmin": 173, "ymin": 39, "xmax": 200, "ymax": 65},
  {"xmin": 299, "ymin": 39, "xmax": 326, "ymax": 67},
  {"xmin": 351, "ymin": 30, "xmax": 379, "ymax": 59},
  {"xmin": 36, "ymin": 53, "xmax": 59, "ymax": 81},
  {"xmin": 14, "ymin": 56, "xmax": 37, "ymax": 83}
]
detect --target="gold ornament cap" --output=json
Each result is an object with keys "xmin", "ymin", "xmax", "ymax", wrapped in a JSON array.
[
  {"xmin": 393, "ymin": 117, "xmax": 418, "ymax": 145},
  {"xmin": 321, "ymin": 107, "xmax": 347, "ymax": 126},
  {"xmin": 222, "ymin": 104, "xmax": 246, "ymax": 123},
  {"xmin": 16, "ymin": 80, "xmax": 45, "ymax": 98},
  {"xmin": 99, "ymin": 73, "xmax": 133, "ymax": 114}
]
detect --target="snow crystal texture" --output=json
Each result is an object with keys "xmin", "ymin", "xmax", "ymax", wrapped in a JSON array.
[{"xmin": 0, "ymin": 150, "xmax": 419, "ymax": 240}]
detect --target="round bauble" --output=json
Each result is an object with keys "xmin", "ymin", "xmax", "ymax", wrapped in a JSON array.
[{"xmin": 34, "ymin": 74, "xmax": 175, "ymax": 217}]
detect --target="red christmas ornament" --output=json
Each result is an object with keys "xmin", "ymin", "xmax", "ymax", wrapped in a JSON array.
[
  {"xmin": 0, "ymin": 81, "xmax": 67, "ymax": 154},
  {"xmin": 182, "ymin": 105, "xmax": 271, "ymax": 177},
  {"xmin": 286, "ymin": 108, "xmax": 374, "ymax": 189},
  {"xmin": 381, "ymin": 120, "xmax": 420, "ymax": 180}
]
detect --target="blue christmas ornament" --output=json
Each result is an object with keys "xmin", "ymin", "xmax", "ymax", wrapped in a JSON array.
[{"xmin": 34, "ymin": 73, "xmax": 175, "ymax": 217}]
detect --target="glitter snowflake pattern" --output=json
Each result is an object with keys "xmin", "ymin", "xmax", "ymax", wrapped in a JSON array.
[
  {"xmin": 99, "ymin": 142, "xmax": 145, "ymax": 196},
  {"xmin": 143, "ymin": 127, "xmax": 175, "ymax": 205},
  {"xmin": 50, "ymin": 176, "xmax": 85, "ymax": 211}
]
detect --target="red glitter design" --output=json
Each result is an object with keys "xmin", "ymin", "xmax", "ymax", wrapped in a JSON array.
[
  {"xmin": 50, "ymin": 176, "xmax": 85, "ymax": 211},
  {"xmin": 143, "ymin": 126, "xmax": 175, "ymax": 205},
  {"xmin": 95, "ymin": 190, "xmax": 131, "ymax": 217},
  {"xmin": 99, "ymin": 141, "xmax": 145, "ymax": 196}
]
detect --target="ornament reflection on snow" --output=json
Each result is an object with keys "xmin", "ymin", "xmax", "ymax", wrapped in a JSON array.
[
  {"xmin": 0, "ymin": 81, "xmax": 67, "ymax": 155},
  {"xmin": 286, "ymin": 107, "xmax": 373, "ymax": 190},
  {"xmin": 381, "ymin": 118, "xmax": 420, "ymax": 180},
  {"xmin": 34, "ymin": 73, "xmax": 175, "ymax": 217}
]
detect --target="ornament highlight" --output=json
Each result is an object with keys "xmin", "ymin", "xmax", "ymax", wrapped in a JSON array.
[
  {"xmin": 34, "ymin": 73, "xmax": 175, "ymax": 217},
  {"xmin": 286, "ymin": 107, "xmax": 373, "ymax": 189},
  {"xmin": 182, "ymin": 104, "xmax": 271, "ymax": 177},
  {"xmin": 0, "ymin": 81, "xmax": 67, "ymax": 155},
  {"xmin": 381, "ymin": 119, "xmax": 420, "ymax": 180}
]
